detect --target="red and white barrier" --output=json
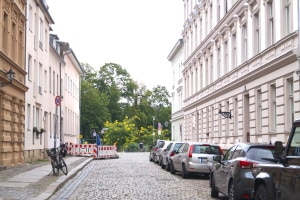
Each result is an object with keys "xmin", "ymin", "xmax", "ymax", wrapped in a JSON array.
[{"xmin": 67, "ymin": 143, "xmax": 118, "ymax": 159}]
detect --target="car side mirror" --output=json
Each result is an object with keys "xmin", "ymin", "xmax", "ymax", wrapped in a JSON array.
[
  {"xmin": 274, "ymin": 141, "xmax": 283, "ymax": 156},
  {"xmin": 213, "ymin": 155, "xmax": 222, "ymax": 163}
]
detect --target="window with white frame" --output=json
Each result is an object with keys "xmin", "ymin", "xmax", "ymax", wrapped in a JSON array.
[
  {"xmin": 28, "ymin": 5, "xmax": 33, "ymax": 31},
  {"xmin": 28, "ymin": 55, "xmax": 32, "ymax": 81},
  {"xmin": 253, "ymin": 12, "xmax": 260, "ymax": 55},
  {"xmin": 217, "ymin": 46, "xmax": 221, "ymax": 78},
  {"xmin": 27, "ymin": 104, "xmax": 31, "ymax": 130},
  {"xmin": 256, "ymin": 89, "xmax": 262, "ymax": 133},
  {"xmin": 39, "ymin": 18, "xmax": 43, "ymax": 49},
  {"xmin": 270, "ymin": 84, "xmax": 277, "ymax": 131},
  {"xmin": 286, "ymin": 78, "xmax": 294, "ymax": 127},
  {"xmin": 224, "ymin": 40, "xmax": 228, "ymax": 74},
  {"xmin": 38, "ymin": 63, "xmax": 42, "ymax": 94},
  {"xmin": 266, "ymin": 1, "xmax": 274, "ymax": 46},
  {"xmin": 241, "ymin": 24, "xmax": 248, "ymax": 62},
  {"xmin": 283, "ymin": 0, "xmax": 292, "ymax": 36},
  {"xmin": 231, "ymin": 33, "xmax": 237, "ymax": 68}
]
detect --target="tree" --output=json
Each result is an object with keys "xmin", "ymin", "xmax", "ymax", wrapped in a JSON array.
[{"xmin": 80, "ymin": 80, "xmax": 111, "ymax": 141}]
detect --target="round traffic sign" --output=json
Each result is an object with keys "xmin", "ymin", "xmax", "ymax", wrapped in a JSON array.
[{"xmin": 55, "ymin": 96, "xmax": 61, "ymax": 106}]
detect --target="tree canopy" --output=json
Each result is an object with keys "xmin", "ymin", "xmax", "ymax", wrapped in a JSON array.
[{"xmin": 80, "ymin": 62, "xmax": 171, "ymax": 151}]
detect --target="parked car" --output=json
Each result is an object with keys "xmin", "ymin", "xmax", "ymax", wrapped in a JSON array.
[
  {"xmin": 210, "ymin": 143, "xmax": 277, "ymax": 200},
  {"xmin": 170, "ymin": 142, "xmax": 223, "ymax": 178},
  {"xmin": 160, "ymin": 141, "xmax": 184, "ymax": 170},
  {"xmin": 149, "ymin": 140, "xmax": 168, "ymax": 162},
  {"xmin": 154, "ymin": 140, "xmax": 172, "ymax": 164}
]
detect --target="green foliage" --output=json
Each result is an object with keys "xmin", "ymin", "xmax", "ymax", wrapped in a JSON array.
[{"xmin": 80, "ymin": 62, "xmax": 172, "ymax": 149}]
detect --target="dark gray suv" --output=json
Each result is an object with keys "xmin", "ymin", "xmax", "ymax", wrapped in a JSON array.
[{"xmin": 210, "ymin": 143, "xmax": 276, "ymax": 200}]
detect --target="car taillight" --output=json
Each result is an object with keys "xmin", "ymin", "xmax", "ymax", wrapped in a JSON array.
[
  {"xmin": 239, "ymin": 160, "xmax": 256, "ymax": 168},
  {"xmin": 188, "ymin": 145, "xmax": 194, "ymax": 157},
  {"xmin": 154, "ymin": 147, "xmax": 159, "ymax": 151},
  {"xmin": 219, "ymin": 147, "xmax": 224, "ymax": 155},
  {"xmin": 170, "ymin": 151, "xmax": 175, "ymax": 156}
]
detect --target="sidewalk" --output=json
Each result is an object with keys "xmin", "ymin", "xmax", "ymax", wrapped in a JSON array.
[{"xmin": 0, "ymin": 156, "xmax": 93, "ymax": 200}]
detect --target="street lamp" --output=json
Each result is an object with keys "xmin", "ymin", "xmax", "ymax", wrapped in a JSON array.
[
  {"xmin": 152, "ymin": 116, "xmax": 156, "ymax": 144},
  {"xmin": 0, "ymin": 69, "xmax": 15, "ymax": 87}
]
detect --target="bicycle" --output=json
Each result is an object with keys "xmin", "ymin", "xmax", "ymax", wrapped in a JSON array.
[{"xmin": 46, "ymin": 144, "xmax": 68, "ymax": 176}]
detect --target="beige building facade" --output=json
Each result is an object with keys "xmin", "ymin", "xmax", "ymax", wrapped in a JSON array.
[
  {"xmin": 181, "ymin": 0, "xmax": 299, "ymax": 149},
  {"xmin": 0, "ymin": 0, "xmax": 28, "ymax": 167}
]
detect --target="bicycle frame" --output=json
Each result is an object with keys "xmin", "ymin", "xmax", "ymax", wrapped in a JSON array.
[{"xmin": 46, "ymin": 144, "xmax": 68, "ymax": 176}]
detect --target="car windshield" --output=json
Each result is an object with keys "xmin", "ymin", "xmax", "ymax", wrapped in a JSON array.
[
  {"xmin": 246, "ymin": 147, "xmax": 275, "ymax": 162},
  {"xmin": 193, "ymin": 145, "xmax": 221, "ymax": 154}
]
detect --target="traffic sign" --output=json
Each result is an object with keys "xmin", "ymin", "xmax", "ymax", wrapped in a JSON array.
[{"xmin": 55, "ymin": 96, "xmax": 61, "ymax": 106}]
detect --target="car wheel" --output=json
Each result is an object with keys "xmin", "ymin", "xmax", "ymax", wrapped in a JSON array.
[
  {"xmin": 160, "ymin": 159, "xmax": 165, "ymax": 169},
  {"xmin": 210, "ymin": 174, "xmax": 219, "ymax": 198},
  {"xmin": 170, "ymin": 161, "xmax": 176, "ymax": 174},
  {"xmin": 228, "ymin": 181, "xmax": 236, "ymax": 200},
  {"xmin": 255, "ymin": 184, "xmax": 271, "ymax": 200},
  {"xmin": 181, "ymin": 164, "xmax": 189, "ymax": 179},
  {"xmin": 166, "ymin": 160, "xmax": 170, "ymax": 171},
  {"xmin": 149, "ymin": 154, "xmax": 153, "ymax": 162}
]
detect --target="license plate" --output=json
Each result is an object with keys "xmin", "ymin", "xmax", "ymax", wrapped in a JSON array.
[{"xmin": 199, "ymin": 158, "xmax": 207, "ymax": 163}]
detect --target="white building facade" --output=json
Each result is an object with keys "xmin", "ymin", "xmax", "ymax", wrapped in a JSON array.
[
  {"xmin": 168, "ymin": 39, "xmax": 185, "ymax": 141},
  {"xmin": 24, "ymin": 0, "xmax": 82, "ymax": 162},
  {"xmin": 181, "ymin": 0, "xmax": 299, "ymax": 149}
]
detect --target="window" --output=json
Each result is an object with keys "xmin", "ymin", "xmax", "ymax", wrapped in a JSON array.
[
  {"xmin": 44, "ymin": 70, "xmax": 47, "ymax": 93},
  {"xmin": 270, "ymin": 84, "xmax": 277, "ymax": 131},
  {"xmin": 231, "ymin": 33, "xmax": 237, "ymax": 68},
  {"xmin": 253, "ymin": 12, "xmax": 260, "ymax": 54},
  {"xmin": 38, "ymin": 63, "xmax": 42, "ymax": 94},
  {"xmin": 224, "ymin": 40, "xmax": 228, "ymax": 73},
  {"xmin": 223, "ymin": 145, "xmax": 237, "ymax": 161},
  {"xmin": 12, "ymin": 22, "xmax": 16, "ymax": 60},
  {"xmin": 49, "ymin": 67, "xmax": 51, "ymax": 93},
  {"xmin": 28, "ymin": 5, "xmax": 33, "ymax": 31},
  {"xmin": 256, "ymin": 89, "xmax": 262, "ymax": 133},
  {"xmin": 241, "ymin": 24, "xmax": 248, "ymax": 62},
  {"xmin": 3, "ymin": 12, "xmax": 8, "ymax": 53},
  {"xmin": 286, "ymin": 78, "xmax": 294, "ymax": 126},
  {"xmin": 27, "ymin": 104, "xmax": 31, "ymax": 130},
  {"xmin": 217, "ymin": 47, "xmax": 221, "ymax": 78},
  {"xmin": 28, "ymin": 55, "xmax": 32, "ymax": 81},
  {"xmin": 283, "ymin": 0, "xmax": 292, "ymax": 36},
  {"xmin": 266, "ymin": 1, "xmax": 274, "ymax": 46},
  {"xmin": 39, "ymin": 18, "xmax": 43, "ymax": 49}
]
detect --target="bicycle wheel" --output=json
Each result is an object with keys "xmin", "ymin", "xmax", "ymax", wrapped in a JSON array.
[
  {"xmin": 59, "ymin": 158, "xmax": 68, "ymax": 175},
  {"xmin": 52, "ymin": 160, "xmax": 59, "ymax": 176}
]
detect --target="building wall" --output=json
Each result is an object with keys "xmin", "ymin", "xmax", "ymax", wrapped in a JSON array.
[
  {"xmin": 0, "ymin": 0, "xmax": 28, "ymax": 167},
  {"xmin": 182, "ymin": 0, "xmax": 299, "ymax": 149},
  {"xmin": 168, "ymin": 39, "xmax": 185, "ymax": 141},
  {"xmin": 24, "ymin": 0, "xmax": 55, "ymax": 162},
  {"xmin": 24, "ymin": 1, "xmax": 82, "ymax": 163},
  {"xmin": 62, "ymin": 50, "xmax": 82, "ymax": 145}
]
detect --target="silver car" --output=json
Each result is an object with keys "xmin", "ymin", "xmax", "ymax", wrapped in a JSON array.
[
  {"xmin": 154, "ymin": 140, "xmax": 172, "ymax": 164},
  {"xmin": 160, "ymin": 141, "xmax": 184, "ymax": 171},
  {"xmin": 170, "ymin": 142, "xmax": 223, "ymax": 178}
]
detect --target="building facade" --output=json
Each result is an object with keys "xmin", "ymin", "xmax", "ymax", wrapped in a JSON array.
[
  {"xmin": 168, "ymin": 39, "xmax": 185, "ymax": 142},
  {"xmin": 0, "ymin": 0, "xmax": 28, "ymax": 167},
  {"xmin": 24, "ymin": 0, "xmax": 82, "ymax": 163},
  {"xmin": 181, "ymin": 0, "xmax": 299, "ymax": 149}
]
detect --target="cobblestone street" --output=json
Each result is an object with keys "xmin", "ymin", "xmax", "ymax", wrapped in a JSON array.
[{"xmin": 50, "ymin": 152, "xmax": 227, "ymax": 200}]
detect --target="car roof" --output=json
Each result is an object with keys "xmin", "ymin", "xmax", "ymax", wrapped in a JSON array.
[{"xmin": 184, "ymin": 142, "xmax": 221, "ymax": 146}]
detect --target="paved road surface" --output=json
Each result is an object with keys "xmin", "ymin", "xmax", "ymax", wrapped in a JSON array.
[{"xmin": 50, "ymin": 152, "xmax": 227, "ymax": 200}]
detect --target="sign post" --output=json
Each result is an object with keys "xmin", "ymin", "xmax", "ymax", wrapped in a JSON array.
[{"xmin": 54, "ymin": 96, "xmax": 61, "ymax": 148}]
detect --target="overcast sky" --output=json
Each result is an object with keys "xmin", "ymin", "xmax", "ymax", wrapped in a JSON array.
[{"xmin": 46, "ymin": 0, "xmax": 183, "ymax": 91}]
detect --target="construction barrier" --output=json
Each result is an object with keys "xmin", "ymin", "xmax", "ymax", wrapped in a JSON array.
[{"xmin": 67, "ymin": 143, "xmax": 118, "ymax": 159}]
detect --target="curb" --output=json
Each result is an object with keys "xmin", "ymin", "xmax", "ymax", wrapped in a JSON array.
[{"xmin": 33, "ymin": 157, "xmax": 93, "ymax": 200}]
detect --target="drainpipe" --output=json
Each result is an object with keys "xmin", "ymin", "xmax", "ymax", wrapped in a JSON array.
[{"xmin": 297, "ymin": 0, "xmax": 300, "ymax": 118}]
